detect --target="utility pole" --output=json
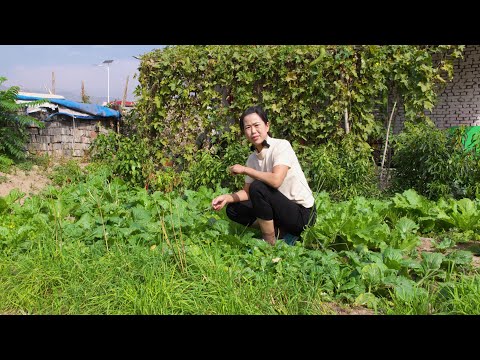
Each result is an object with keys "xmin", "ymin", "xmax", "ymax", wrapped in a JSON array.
[
  {"xmin": 122, "ymin": 75, "xmax": 129, "ymax": 109},
  {"xmin": 101, "ymin": 60, "xmax": 114, "ymax": 103}
]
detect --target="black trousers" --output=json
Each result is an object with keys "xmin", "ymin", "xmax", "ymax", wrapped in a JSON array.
[{"xmin": 226, "ymin": 180, "xmax": 316, "ymax": 236}]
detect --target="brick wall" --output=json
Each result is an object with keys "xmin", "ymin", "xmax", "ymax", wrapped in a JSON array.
[
  {"xmin": 429, "ymin": 45, "xmax": 480, "ymax": 129},
  {"xmin": 26, "ymin": 115, "xmax": 115, "ymax": 158},
  {"xmin": 393, "ymin": 45, "xmax": 480, "ymax": 133}
]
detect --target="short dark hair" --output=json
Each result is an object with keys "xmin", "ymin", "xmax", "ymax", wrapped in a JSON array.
[{"xmin": 239, "ymin": 105, "xmax": 271, "ymax": 135}]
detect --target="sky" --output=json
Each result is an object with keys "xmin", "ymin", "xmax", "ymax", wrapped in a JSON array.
[{"xmin": 0, "ymin": 45, "xmax": 165, "ymax": 104}]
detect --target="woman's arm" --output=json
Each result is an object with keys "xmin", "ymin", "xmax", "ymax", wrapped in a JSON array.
[{"xmin": 230, "ymin": 164, "xmax": 289, "ymax": 189}]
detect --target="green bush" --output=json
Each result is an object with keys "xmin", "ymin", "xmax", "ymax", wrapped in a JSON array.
[
  {"xmin": 89, "ymin": 132, "xmax": 153, "ymax": 189},
  {"xmin": 183, "ymin": 141, "xmax": 250, "ymax": 192},
  {"xmin": 134, "ymin": 45, "xmax": 463, "ymax": 180},
  {"xmin": 300, "ymin": 136, "xmax": 380, "ymax": 201},
  {"xmin": 390, "ymin": 122, "xmax": 480, "ymax": 200},
  {"xmin": 49, "ymin": 159, "xmax": 86, "ymax": 187},
  {"xmin": 0, "ymin": 155, "xmax": 14, "ymax": 173}
]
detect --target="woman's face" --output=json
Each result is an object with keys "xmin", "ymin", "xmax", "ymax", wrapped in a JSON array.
[{"xmin": 243, "ymin": 113, "xmax": 269, "ymax": 150}]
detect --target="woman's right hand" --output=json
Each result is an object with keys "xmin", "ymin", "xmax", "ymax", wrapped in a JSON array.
[{"xmin": 212, "ymin": 195, "xmax": 229, "ymax": 211}]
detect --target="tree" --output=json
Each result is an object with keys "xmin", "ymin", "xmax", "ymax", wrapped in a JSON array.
[
  {"xmin": 0, "ymin": 76, "xmax": 44, "ymax": 161},
  {"xmin": 81, "ymin": 80, "xmax": 91, "ymax": 103}
]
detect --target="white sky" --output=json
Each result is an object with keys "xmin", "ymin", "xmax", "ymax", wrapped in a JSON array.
[{"xmin": 0, "ymin": 45, "xmax": 165, "ymax": 103}]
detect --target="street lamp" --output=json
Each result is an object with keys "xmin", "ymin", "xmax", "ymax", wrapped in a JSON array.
[{"xmin": 99, "ymin": 59, "xmax": 114, "ymax": 104}]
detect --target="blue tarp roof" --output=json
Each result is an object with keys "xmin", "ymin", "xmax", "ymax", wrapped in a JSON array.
[{"xmin": 17, "ymin": 94, "xmax": 121, "ymax": 119}]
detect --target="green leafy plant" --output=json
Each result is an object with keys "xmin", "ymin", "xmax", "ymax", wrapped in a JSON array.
[
  {"xmin": 0, "ymin": 155, "xmax": 14, "ymax": 173},
  {"xmin": 89, "ymin": 132, "xmax": 153, "ymax": 188},
  {"xmin": 391, "ymin": 122, "xmax": 480, "ymax": 200},
  {"xmin": 49, "ymin": 159, "xmax": 86, "ymax": 187},
  {"xmin": 300, "ymin": 135, "xmax": 380, "ymax": 201},
  {"xmin": 183, "ymin": 141, "xmax": 250, "ymax": 192},
  {"xmin": 0, "ymin": 76, "xmax": 45, "ymax": 161},
  {"xmin": 1, "ymin": 161, "xmax": 480, "ymax": 315}
]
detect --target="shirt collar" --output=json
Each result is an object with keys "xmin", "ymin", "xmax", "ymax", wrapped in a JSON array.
[{"xmin": 254, "ymin": 135, "xmax": 271, "ymax": 160}]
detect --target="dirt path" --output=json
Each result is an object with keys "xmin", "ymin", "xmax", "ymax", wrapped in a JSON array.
[{"xmin": 0, "ymin": 165, "xmax": 51, "ymax": 199}]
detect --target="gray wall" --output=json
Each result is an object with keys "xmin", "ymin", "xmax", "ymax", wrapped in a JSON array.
[
  {"xmin": 430, "ymin": 45, "xmax": 480, "ymax": 129},
  {"xmin": 26, "ymin": 115, "xmax": 115, "ymax": 158},
  {"xmin": 394, "ymin": 45, "xmax": 480, "ymax": 133}
]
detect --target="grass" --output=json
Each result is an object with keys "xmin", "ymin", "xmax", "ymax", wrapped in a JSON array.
[
  {"xmin": 1, "ymin": 160, "xmax": 480, "ymax": 315},
  {"xmin": 3, "ymin": 231, "xmax": 477, "ymax": 315},
  {"xmin": 0, "ymin": 239, "xmax": 333, "ymax": 315}
]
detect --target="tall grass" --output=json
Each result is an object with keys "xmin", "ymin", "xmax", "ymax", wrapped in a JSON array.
[{"xmin": 0, "ymin": 239, "xmax": 332, "ymax": 314}]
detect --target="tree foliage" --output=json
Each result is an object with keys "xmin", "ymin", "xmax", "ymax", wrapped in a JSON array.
[{"xmin": 0, "ymin": 76, "xmax": 45, "ymax": 161}]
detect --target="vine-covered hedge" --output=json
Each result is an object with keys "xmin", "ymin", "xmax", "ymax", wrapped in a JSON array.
[{"xmin": 133, "ymin": 45, "xmax": 463, "ymax": 171}]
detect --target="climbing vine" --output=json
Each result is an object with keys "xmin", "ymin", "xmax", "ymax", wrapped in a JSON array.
[{"xmin": 133, "ymin": 45, "xmax": 464, "ymax": 170}]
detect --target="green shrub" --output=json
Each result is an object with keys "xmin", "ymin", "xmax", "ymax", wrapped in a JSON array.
[
  {"xmin": 390, "ymin": 122, "xmax": 480, "ymax": 200},
  {"xmin": 0, "ymin": 155, "xmax": 14, "ymax": 173},
  {"xmin": 90, "ymin": 132, "xmax": 153, "ymax": 189},
  {"xmin": 49, "ymin": 159, "xmax": 86, "ymax": 186},
  {"xmin": 300, "ymin": 136, "xmax": 380, "ymax": 201},
  {"xmin": 183, "ymin": 141, "xmax": 250, "ymax": 192},
  {"xmin": 33, "ymin": 153, "xmax": 52, "ymax": 170},
  {"xmin": 134, "ymin": 45, "xmax": 463, "ymax": 183},
  {"xmin": 149, "ymin": 167, "xmax": 184, "ymax": 193}
]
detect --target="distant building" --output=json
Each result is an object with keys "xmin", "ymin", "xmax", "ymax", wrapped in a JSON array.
[
  {"xmin": 102, "ymin": 100, "xmax": 136, "ymax": 113},
  {"xmin": 16, "ymin": 92, "xmax": 121, "ymax": 158}
]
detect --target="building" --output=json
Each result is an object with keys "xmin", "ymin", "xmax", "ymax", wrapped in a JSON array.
[{"xmin": 16, "ymin": 92, "xmax": 121, "ymax": 158}]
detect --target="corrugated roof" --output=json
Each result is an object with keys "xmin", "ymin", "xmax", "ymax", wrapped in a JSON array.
[{"xmin": 16, "ymin": 94, "xmax": 121, "ymax": 119}]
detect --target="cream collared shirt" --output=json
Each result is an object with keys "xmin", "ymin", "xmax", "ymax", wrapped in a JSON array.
[{"xmin": 245, "ymin": 136, "xmax": 315, "ymax": 208}]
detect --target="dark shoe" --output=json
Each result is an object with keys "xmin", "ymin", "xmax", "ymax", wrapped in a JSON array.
[{"xmin": 282, "ymin": 233, "xmax": 299, "ymax": 246}]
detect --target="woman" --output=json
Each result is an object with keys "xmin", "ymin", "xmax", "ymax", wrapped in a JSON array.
[{"xmin": 211, "ymin": 105, "xmax": 316, "ymax": 245}]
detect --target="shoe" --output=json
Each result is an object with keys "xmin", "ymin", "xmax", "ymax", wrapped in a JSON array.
[{"xmin": 282, "ymin": 233, "xmax": 299, "ymax": 246}]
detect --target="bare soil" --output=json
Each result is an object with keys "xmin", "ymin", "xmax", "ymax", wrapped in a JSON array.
[
  {"xmin": 419, "ymin": 237, "xmax": 480, "ymax": 268},
  {"xmin": 323, "ymin": 302, "xmax": 376, "ymax": 315},
  {"xmin": 0, "ymin": 165, "xmax": 52, "ymax": 200}
]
